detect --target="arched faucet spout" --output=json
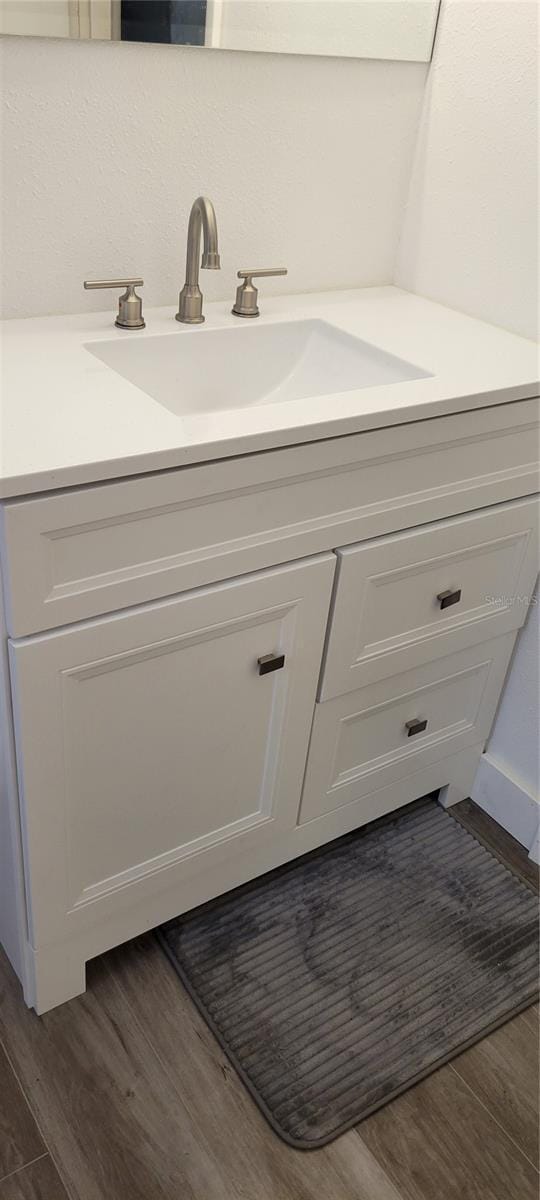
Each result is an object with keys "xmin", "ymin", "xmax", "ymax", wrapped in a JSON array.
[{"xmin": 176, "ymin": 197, "xmax": 220, "ymax": 324}]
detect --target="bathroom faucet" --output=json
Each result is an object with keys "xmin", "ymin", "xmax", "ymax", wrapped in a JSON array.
[{"xmin": 176, "ymin": 196, "xmax": 220, "ymax": 324}]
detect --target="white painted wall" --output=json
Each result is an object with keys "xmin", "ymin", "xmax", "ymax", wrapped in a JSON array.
[
  {"xmin": 397, "ymin": 0, "xmax": 539, "ymax": 855},
  {"xmin": 0, "ymin": 36, "xmax": 427, "ymax": 319},
  {"xmin": 396, "ymin": 0, "xmax": 538, "ymax": 341}
]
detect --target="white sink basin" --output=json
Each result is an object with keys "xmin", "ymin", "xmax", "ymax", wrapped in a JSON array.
[{"xmin": 85, "ymin": 319, "xmax": 430, "ymax": 417}]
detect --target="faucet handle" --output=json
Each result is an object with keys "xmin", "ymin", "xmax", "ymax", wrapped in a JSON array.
[
  {"xmin": 232, "ymin": 268, "xmax": 287, "ymax": 318},
  {"xmin": 83, "ymin": 278, "xmax": 145, "ymax": 329}
]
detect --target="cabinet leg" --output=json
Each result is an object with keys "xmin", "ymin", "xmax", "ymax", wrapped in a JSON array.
[
  {"xmin": 436, "ymin": 744, "xmax": 484, "ymax": 811},
  {"xmin": 29, "ymin": 943, "xmax": 87, "ymax": 1015},
  {"xmin": 437, "ymin": 782, "xmax": 467, "ymax": 810}
]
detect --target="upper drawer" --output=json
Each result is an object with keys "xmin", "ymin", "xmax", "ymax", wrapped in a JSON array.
[
  {"xmin": 320, "ymin": 497, "xmax": 539, "ymax": 700},
  {"xmin": 1, "ymin": 398, "xmax": 538, "ymax": 636}
]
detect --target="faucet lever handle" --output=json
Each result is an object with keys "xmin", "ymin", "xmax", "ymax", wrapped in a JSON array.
[
  {"xmin": 83, "ymin": 278, "xmax": 145, "ymax": 330},
  {"xmin": 237, "ymin": 269, "xmax": 288, "ymax": 281},
  {"xmin": 233, "ymin": 268, "xmax": 287, "ymax": 318}
]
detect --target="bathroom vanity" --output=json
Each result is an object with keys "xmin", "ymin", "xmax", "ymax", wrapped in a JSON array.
[{"xmin": 0, "ymin": 287, "xmax": 538, "ymax": 1013}]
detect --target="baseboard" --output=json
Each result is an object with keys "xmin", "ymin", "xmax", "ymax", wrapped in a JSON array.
[{"xmin": 471, "ymin": 753, "xmax": 540, "ymax": 863}]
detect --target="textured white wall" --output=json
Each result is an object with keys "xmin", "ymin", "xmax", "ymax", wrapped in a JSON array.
[
  {"xmin": 0, "ymin": 36, "xmax": 427, "ymax": 319},
  {"xmin": 396, "ymin": 0, "xmax": 538, "ymax": 341},
  {"xmin": 397, "ymin": 0, "xmax": 539, "ymax": 843}
]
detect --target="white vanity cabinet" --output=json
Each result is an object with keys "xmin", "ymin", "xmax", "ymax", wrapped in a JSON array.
[{"xmin": 0, "ymin": 395, "xmax": 538, "ymax": 1013}]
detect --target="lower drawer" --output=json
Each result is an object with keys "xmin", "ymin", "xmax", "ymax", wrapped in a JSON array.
[{"xmin": 299, "ymin": 633, "xmax": 515, "ymax": 824}]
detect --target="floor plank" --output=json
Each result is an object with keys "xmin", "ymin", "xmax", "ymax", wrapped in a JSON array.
[
  {"xmin": 451, "ymin": 1010, "xmax": 539, "ymax": 1168},
  {"xmin": 521, "ymin": 1002, "xmax": 539, "ymax": 1035},
  {"xmin": 451, "ymin": 799, "xmax": 539, "ymax": 891},
  {"xmin": 356, "ymin": 1061, "xmax": 538, "ymax": 1200},
  {"xmin": 0, "ymin": 1042, "xmax": 45, "ymax": 1182},
  {"xmin": 106, "ymin": 933, "xmax": 403, "ymax": 1200},
  {"xmin": 0, "ymin": 1156, "xmax": 69, "ymax": 1200},
  {"xmin": 0, "ymin": 949, "xmax": 241, "ymax": 1200}
]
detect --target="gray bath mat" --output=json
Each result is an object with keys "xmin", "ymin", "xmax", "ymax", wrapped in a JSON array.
[{"xmin": 157, "ymin": 800, "xmax": 539, "ymax": 1148}]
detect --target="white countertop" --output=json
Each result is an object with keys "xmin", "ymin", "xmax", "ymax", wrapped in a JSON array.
[{"xmin": 0, "ymin": 286, "xmax": 538, "ymax": 499}]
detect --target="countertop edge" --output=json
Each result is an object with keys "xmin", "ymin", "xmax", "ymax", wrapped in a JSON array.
[{"xmin": 1, "ymin": 384, "xmax": 538, "ymax": 502}]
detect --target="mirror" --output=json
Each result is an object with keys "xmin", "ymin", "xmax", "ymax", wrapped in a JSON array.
[{"xmin": 0, "ymin": 1, "xmax": 440, "ymax": 62}]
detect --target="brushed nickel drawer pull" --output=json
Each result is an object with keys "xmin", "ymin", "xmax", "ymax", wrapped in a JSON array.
[
  {"xmin": 405, "ymin": 717, "xmax": 428, "ymax": 737},
  {"xmin": 437, "ymin": 588, "xmax": 462, "ymax": 609},
  {"xmin": 258, "ymin": 653, "xmax": 286, "ymax": 675}
]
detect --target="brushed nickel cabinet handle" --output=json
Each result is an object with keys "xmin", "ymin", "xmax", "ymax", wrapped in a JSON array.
[
  {"xmin": 437, "ymin": 588, "xmax": 462, "ymax": 609},
  {"xmin": 258, "ymin": 653, "xmax": 286, "ymax": 675},
  {"xmin": 405, "ymin": 718, "xmax": 428, "ymax": 737}
]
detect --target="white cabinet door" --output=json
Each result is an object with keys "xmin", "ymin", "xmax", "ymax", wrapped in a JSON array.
[{"xmin": 9, "ymin": 555, "xmax": 334, "ymax": 947}]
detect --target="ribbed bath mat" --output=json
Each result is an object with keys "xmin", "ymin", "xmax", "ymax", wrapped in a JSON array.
[{"xmin": 157, "ymin": 799, "xmax": 539, "ymax": 1148}]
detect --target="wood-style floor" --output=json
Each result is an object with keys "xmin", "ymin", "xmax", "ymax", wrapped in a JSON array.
[{"xmin": 0, "ymin": 799, "xmax": 538, "ymax": 1200}]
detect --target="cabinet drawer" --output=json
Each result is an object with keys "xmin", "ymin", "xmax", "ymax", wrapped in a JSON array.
[
  {"xmin": 300, "ymin": 634, "xmax": 515, "ymax": 825},
  {"xmin": 1, "ymin": 398, "xmax": 538, "ymax": 636},
  {"xmin": 320, "ymin": 497, "xmax": 539, "ymax": 700}
]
